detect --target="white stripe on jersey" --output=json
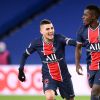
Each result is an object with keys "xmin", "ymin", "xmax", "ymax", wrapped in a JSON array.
[
  {"xmin": 77, "ymin": 41, "xmax": 82, "ymax": 44},
  {"xmin": 65, "ymin": 38, "xmax": 71, "ymax": 45},
  {"xmin": 26, "ymin": 49, "xmax": 30, "ymax": 55},
  {"xmin": 28, "ymin": 43, "xmax": 31, "ymax": 48}
]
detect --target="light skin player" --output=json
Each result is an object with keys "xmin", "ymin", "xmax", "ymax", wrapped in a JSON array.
[{"xmin": 18, "ymin": 19, "xmax": 76, "ymax": 100}]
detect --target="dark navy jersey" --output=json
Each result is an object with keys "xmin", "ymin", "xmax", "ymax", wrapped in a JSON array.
[
  {"xmin": 20, "ymin": 34, "xmax": 76, "ymax": 81},
  {"xmin": 77, "ymin": 24, "xmax": 100, "ymax": 70}
]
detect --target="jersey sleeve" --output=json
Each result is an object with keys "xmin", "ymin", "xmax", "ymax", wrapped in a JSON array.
[
  {"xmin": 65, "ymin": 37, "xmax": 76, "ymax": 46},
  {"xmin": 19, "ymin": 40, "xmax": 37, "ymax": 70},
  {"xmin": 59, "ymin": 34, "xmax": 76, "ymax": 46},
  {"xmin": 25, "ymin": 40, "xmax": 37, "ymax": 55},
  {"xmin": 76, "ymin": 26, "xmax": 84, "ymax": 44}
]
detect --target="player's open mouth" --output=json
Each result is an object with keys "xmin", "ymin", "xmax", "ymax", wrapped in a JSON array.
[
  {"xmin": 49, "ymin": 34, "xmax": 54, "ymax": 38},
  {"xmin": 49, "ymin": 34, "xmax": 54, "ymax": 36},
  {"xmin": 48, "ymin": 33, "xmax": 54, "ymax": 36}
]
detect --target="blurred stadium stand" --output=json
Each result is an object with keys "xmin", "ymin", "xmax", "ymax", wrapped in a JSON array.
[
  {"xmin": 0, "ymin": 0, "xmax": 99, "ymax": 64},
  {"xmin": 0, "ymin": 0, "xmax": 61, "ymax": 40}
]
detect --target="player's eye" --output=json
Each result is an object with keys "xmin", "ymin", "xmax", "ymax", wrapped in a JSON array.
[
  {"xmin": 51, "ymin": 27, "xmax": 54, "ymax": 29},
  {"xmin": 46, "ymin": 28, "xmax": 50, "ymax": 30}
]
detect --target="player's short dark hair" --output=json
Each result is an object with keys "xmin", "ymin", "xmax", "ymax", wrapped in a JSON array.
[
  {"xmin": 85, "ymin": 5, "xmax": 100, "ymax": 19},
  {"xmin": 40, "ymin": 19, "xmax": 52, "ymax": 25}
]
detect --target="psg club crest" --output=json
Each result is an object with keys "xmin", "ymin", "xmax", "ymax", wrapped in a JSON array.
[{"xmin": 44, "ymin": 79, "xmax": 49, "ymax": 88}]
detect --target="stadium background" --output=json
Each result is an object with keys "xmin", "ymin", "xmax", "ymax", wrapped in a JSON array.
[
  {"xmin": 0, "ymin": 0, "xmax": 99, "ymax": 64},
  {"xmin": 0, "ymin": 0, "xmax": 99, "ymax": 100}
]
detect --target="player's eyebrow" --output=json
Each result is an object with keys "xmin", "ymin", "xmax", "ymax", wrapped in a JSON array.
[{"xmin": 46, "ymin": 27, "xmax": 54, "ymax": 30}]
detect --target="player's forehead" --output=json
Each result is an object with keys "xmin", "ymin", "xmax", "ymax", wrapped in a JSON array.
[
  {"xmin": 84, "ymin": 9, "xmax": 90, "ymax": 14},
  {"xmin": 84, "ymin": 9, "xmax": 94, "ymax": 15},
  {"xmin": 40, "ymin": 23, "xmax": 54, "ymax": 29}
]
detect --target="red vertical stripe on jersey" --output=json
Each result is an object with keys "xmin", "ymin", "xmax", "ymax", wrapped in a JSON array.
[
  {"xmin": 47, "ymin": 62, "xmax": 62, "ymax": 81},
  {"xmin": 88, "ymin": 27, "xmax": 98, "ymax": 43},
  {"xmin": 43, "ymin": 42, "xmax": 62, "ymax": 81},
  {"xmin": 88, "ymin": 27, "xmax": 100, "ymax": 70},
  {"xmin": 43, "ymin": 42, "xmax": 54, "ymax": 55}
]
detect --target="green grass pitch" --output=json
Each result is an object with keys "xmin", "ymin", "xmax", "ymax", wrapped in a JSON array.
[{"xmin": 0, "ymin": 95, "xmax": 90, "ymax": 100}]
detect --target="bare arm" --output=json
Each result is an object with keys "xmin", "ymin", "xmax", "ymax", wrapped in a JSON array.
[{"xmin": 75, "ymin": 43, "xmax": 83, "ymax": 75}]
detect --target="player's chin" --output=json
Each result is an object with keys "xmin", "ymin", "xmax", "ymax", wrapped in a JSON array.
[
  {"xmin": 49, "ymin": 36, "xmax": 54, "ymax": 40},
  {"xmin": 48, "ymin": 37, "xmax": 54, "ymax": 41}
]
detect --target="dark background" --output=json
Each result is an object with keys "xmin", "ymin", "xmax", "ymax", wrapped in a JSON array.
[{"xmin": 0, "ymin": 0, "xmax": 100, "ymax": 64}]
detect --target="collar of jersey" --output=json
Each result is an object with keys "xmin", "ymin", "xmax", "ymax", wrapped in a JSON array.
[{"xmin": 89, "ymin": 22, "xmax": 100, "ymax": 31}]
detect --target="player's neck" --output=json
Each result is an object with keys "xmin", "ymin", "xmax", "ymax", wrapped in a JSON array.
[
  {"xmin": 42, "ymin": 36, "xmax": 53, "ymax": 44},
  {"xmin": 89, "ymin": 21, "xmax": 99, "ymax": 30}
]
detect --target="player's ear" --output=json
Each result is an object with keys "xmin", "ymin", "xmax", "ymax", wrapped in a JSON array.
[
  {"xmin": 40, "ymin": 30, "xmax": 43, "ymax": 34},
  {"xmin": 40, "ymin": 27, "xmax": 43, "ymax": 34}
]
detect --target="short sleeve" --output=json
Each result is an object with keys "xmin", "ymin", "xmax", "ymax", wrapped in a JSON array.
[
  {"xmin": 58, "ymin": 34, "xmax": 76, "ymax": 46},
  {"xmin": 76, "ymin": 26, "xmax": 84, "ymax": 44},
  {"xmin": 58, "ymin": 34, "xmax": 69, "ymax": 45}
]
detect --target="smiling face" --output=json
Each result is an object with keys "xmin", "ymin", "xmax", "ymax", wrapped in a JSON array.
[{"xmin": 40, "ymin": 23, "xmax": 55, "ymax": 42}]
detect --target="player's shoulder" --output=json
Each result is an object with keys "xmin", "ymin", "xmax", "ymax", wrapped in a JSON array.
[
  {"xmin": 30, "ymin": 36, "xmax": 42, "ymax": 45},
  {"xmin": 54, "ymin": 33, "xmax": 67, "ymax": 43},
  {"xmin": 54, "ymin": 33, "xmax": 65, "ymax": 38},
  {"xmin": 77, "ymin": 25, "xmax": 88, "ymax": 35},
  {"xmin": 79, "ymin": 25, "xmax": 87, "ymax": 31}
]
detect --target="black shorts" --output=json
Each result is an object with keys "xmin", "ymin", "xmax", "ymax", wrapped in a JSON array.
[
  {"xmin": 87, "ymin": 69, "xmax": 100, "ymax": 88},
  {"xmin": 42, "ymin": 76, "xmax": 75, "ymax": 99}
]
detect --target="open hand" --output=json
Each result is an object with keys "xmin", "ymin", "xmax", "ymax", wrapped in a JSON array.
[{"xmin": 76, "ymin": 64, "xmax": 83, "ymax": 75}]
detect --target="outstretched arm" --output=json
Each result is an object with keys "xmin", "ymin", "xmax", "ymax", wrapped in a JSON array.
[
  {"xmin": 75, "ymin": 43, "xmax": 83, "ymax": 75},
  {"xmin": 18, "ymin": 52, "xmax": 29, "ymax": 82},
  {"xmin": 66, "ymin": 38, "xmax": 77, "ymax": 46}
]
